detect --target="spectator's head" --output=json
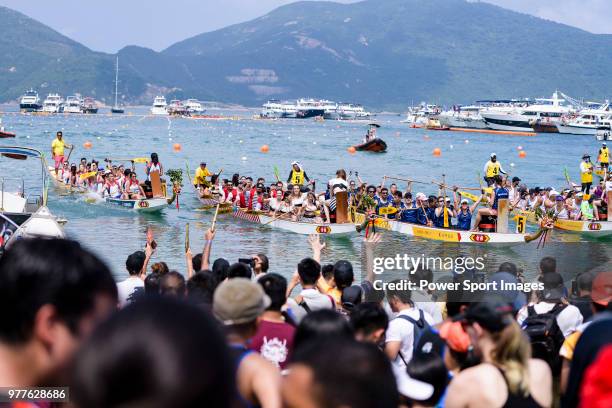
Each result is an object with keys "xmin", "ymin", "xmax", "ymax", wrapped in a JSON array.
[
  {"xmin": 386, "ymin": 279, "xmax": 412, "ymax": 312},
  {"xmin": 150, "ymin": 262, "xmax": 169, "ymax": 275},
  {"xmin": 497, "ymin": 262, "xmax": 518, "ymax": 277},
  {"xmin": 144, "ymin": 273, "xmax": 161, "ymax": 295},
  {"xmin": 539, "ymin": 256, "xmax": 556, "ymax": 275},
  {"xmin": 321, "ymin": 264, "xmax": 335, "ymax": 283},
  {"xmin": 350, "ymin": 303, "xmax": 388, "ymax": 344},
  {"xmin": 258, "ymin": 273, "xmax": 287, "ymax": 312},
  {"xmin": 71, "ymin": 297, "xmax": 234, "ymax": 408},
  {"xmin": 439, "ymin": 321, "xmax": 479, "ymax": 372},
  {"xmin": 125, "ymin": 251, "xmax": 146, "ymax": 276},
  {"xmin": 253, "ymin": 253, "xmax": 269, "ymax": 274},
  {"xmin": 227, "ymin": 262, "xmax": 252, "ymax": 280},
  {"xmin": 297, "ymin": 258, "xmax": 321, "ymax": 286},
  {"xmin": 0, "ymin": 238, "xmax": 117, "ymax": 386},
  {"xmin": 191, "ymin": 254, "xmax": 203, "ymax": 273},
  {"xmin": 186, "ymin": 271, "xmax": 216, "ymax": 307},
  {"xmin": 284, "ymin": 339, "xmax": 398, "ymax": 408},
  {"xmin": 341, "ymin": 285, "xmax": 363, "ymax": 313},
  {"xmin": 294, "ymin": 309, "xmax": 353, "ymax": 352},
  {"xmin": 159, "ymin": 271, "xmax": 186, "ymax": 297},
  {"xmin": 591, "ymin": 272, "xmax": 612, "ymax": 313},
  {"xmin": 211, "ymin": 258, "xmax": 230, "ymax": 284},
  {"xmin": 403, "ymin": 352, "xmax": 449, "ymax": 406},
  {"xmin": 575, "ymin": 272, "xmax": 594, "ymax": 296},
  {"xmin": 539, "ymin": 272, "xmax": 565, "ymax": 301},
  {"xmin": 213, "ymin": 278, "xmax": 270, "ymax": 340},
  {"xmin": 409, "ymin": 267, "xmax": 433, "ymax": 286},
  {"xmin": 333, "ymin": 260, "xmax": 354, "ymax": 291}
]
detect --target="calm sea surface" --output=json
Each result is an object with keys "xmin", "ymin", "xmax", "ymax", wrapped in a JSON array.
[{"xmin": 1, "ymin": 106, "xmax": 609, "ymax": 283}]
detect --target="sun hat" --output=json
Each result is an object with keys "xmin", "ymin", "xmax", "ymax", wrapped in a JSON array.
[{"xmin": 213, "ymin": 278, "xmax": 270, "ymax": 325}]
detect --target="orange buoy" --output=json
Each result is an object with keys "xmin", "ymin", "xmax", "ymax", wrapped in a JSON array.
[
  {"xmin": 83, "ymin": 141, "xmax": 92, "ymax": 149},
  {"xmin": 347, "ymin": 146, "xmax": 356, "ymax": 154},
  {"xmin": 433, "ymin": 147, "xmax": 441, "ymax": 157},
  {"xmin": 519, "ymin": 150, "xmax": 526, "ymax": 158},
  {"xmin": 173, "ymin": 143, "xmax": 182, "ymax": 152},
  {"xmin": 260, "ymin": 144, "xmax": 270, "ymax": 153}
]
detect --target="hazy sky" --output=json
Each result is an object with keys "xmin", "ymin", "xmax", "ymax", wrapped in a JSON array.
[{"xmin": 1, "ymin": 0, "xmax": 610, "ymax": 53}]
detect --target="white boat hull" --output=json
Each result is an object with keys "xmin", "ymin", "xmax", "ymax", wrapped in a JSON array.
[
  {"xmin": 105, "ymin": 197, "xmax": 168, "ymax": 213},
  {"xmin": 234, "ymin": 208, "xmax": 355, "ymax": 235},
  {"xmin": 150, "ymin": 107, "xmax": 168, "ymax": 115},
  {"xmin": 439, "ymin": 114, "xmax": 487, "ymax": 129},
  {"xmin": 556, "ymin": 124, "xmax": 599, "ymax": 135}
]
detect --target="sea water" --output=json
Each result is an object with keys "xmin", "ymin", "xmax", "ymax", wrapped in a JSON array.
[{"xmin": 0, "ymin": 106, "xmax": 609, "ymax": 284}]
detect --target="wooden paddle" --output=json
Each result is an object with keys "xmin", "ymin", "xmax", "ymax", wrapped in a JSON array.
[
  {"xmin": 263, "ymin": 209, "xmax": 293, "ymax": 225},
  {"xmin": 107, "ymin": 157, "xmax": 149, "ymax": 163},
  {"xmin": 185, "ymin": 223, "xmax": 190, "ymax": 252},
  {"xmin": 79, "ymin": 171, "xmax": 97, "ymax": 180},
  {"xmin": 66, "ymin": 145, "xmax": 74, "ymax": 163},
  {"xmin": 211, "ymin": 203, "xmax": 221, "ymax": 231}
]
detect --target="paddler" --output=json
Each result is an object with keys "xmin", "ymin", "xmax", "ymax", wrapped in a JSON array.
[
  {"xmin": 597, "ymin": 142, "xmax": 609, "ymax": 171},
  {"xmin": 145, "ymin": 152, "xmax": 164, "ymax": 181},
  {"xmin": 579, "ymin": 194, "xmax": 599, "ymax": 221},
  {"xmin": 471, "ymin": 175, "xmax": 508, "ymax": 231},
  {"xmin": 51, "ymin": 131, "xmax": 73, "ymax": 176},
  {"xmin": 483, "ymin": 153, "xmax": 507, "ymax": 186},
  {"xmin": 434, "ymin": 196, "xmax": 455, "ymax": 229},
  {"xmin": 193, "ymin": 162, "xmax": 212, "ymax": 188},
  {"xmin": 579, "ymin": 153, "xmax": 593, "ymax": 194},
  {"xmin": 287, "ymin": 161, "xmax": 313, "ymax": 191},
  {"xmin": 453, "ymin": 188, "xmax": 482, "ymax": 231}
]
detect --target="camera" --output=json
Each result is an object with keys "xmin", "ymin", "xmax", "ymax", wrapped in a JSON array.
[{"xmin": 238, "ymin": 258, "xmax": 255, "ymax": 267}]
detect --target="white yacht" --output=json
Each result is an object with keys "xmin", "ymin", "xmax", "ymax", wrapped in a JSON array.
[
  {"xmin": 557, "ymin": 104, "xmax": 612, "ymax": 135},
  {"xmin": 438, "ymin": 105, "xmax": 487, "ymax": 129},
  {"xmin": 167, "ymin": 99, "xmax": 189, "ymax": 116},
  {"xmin": 41, "ymin": 94, "xmax": 64, "ymax": 113},
  {"xmin": 338, "ymin": 103, "xmax": 371, "ymax": 120},
  {"xmin": 150, "ymin": 96, "xmax": 168, "ymax": 115},
  {"xmin": 481, "ymin": 92, "xmax": 572, "ymax": 132},
  {"xmin": 261, "ymin": 100, "xmax": 284, "ymax": 118},
  {"xmin": 184, "ymin": 99, "xmax": 204, "ymax": 114},
  {"xmin": 401, "ymin": 103, "xmax": 440, "ymax": 127},
  {"xmin": 19, "ymin": 90, "xmax": 42, "ymax": 112},
  {"xmin": 63, "ymin": 96, "xmax": 83, "ymax": 114}
]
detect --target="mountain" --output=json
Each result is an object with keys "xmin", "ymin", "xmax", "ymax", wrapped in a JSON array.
[{"xmin": 1, "ymin": 1, "xmax": 612, "ymax": 108}]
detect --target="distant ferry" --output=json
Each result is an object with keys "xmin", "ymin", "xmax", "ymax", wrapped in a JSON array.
[
  {"xmin": 19, "ymin": 89, "xmax": 42, "ymax": 112},
  {"xmin": 261, "ymin": 98, "xmax": 370, "ymax": 120},
  {"xmin": 42, "ymin": 94, "xmax": 64, "ymax": 113},
  {"xmin": 150, "ymin": 96, "xmax": 168, "ymax": 115}
]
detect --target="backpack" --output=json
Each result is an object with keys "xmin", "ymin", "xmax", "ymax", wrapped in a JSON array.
[
  {"xmin": 396, "ymin": 310, "xmax": 431, "ymax": 364},
  {"xmin": 521, "ymin": 303, "xmax": 567, "ymax": 375}
]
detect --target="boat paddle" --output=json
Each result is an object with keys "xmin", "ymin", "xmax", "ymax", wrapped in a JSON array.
[
  {"xmin": 66, "ymin": 145, "xmax": 74, "ymax": 164},
  {"xmin": 263, "ymin": 210, "xmax": 293, "ymax": 226},
  {"xmin": 211, "ymin": 203, "xmax": 221, "ymax": 231},
  {"xmin": 185, "ymin": 223, "xmax": 190, "ymax": 252}
]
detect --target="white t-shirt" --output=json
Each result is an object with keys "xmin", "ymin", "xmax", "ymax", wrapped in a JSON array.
[
  {"xmin": 385, "ymin": 307, "xmax": 435, "ymax": 369},
  {"xmin": 117, "ymin": 276, "xmax": 144, "ymax": 307},
  {"xmin": 517, "ymin": 302, "xmax": 583, "ymax": 338},
  {"xmin": 412, "ymin": 290, "xmax": 444, "ymax": 324}
]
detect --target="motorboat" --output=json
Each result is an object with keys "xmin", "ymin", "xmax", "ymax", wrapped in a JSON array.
[
  {"xmin": 481, "ymin": 92, "xmax": 572, "ymax": 132},
  {"xmin": 338, "ymin": 103, "xmax": 371, "ymax": 120},
  {"xmin": 0, "ymin": 146, "xmax": 65, "ymax": 252},
  {"xmin": 401, "ymin": 103, "xmax": 440, "ymax": 127},
  {"xmin": 63, "ymin": 96, "xmax": 83, "ymax": 114},
  {"xmin": 184, "ymin": 99, "xmax": 204, "ymax": 114},
  {"xmin": 167, "ymin": 99, "xmax": 189, "ymax": 116},
  {"xmin": 150, "ymin": 96, "xmax": 168, "ymax": 115},
  {"xmin": 81, "ymin": 97, "xmax": 98, "ymax": 114},
  {"xmin": 557, "ymin": 104, "xmax": 612, "ymax": 135},
  {"xmin": 41, "ymin": 93, "xmax": 64, "ymax": 113},
  {"xmin": 438, "ymin": 105, "xmax": 487, "ymax": 129},
  {"xmin": 19, "ymin": 89, "xmax": 42, "ymax": 112}
]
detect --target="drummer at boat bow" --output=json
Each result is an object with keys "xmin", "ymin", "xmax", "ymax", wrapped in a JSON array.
[
  {"xmin": 145, "ymin": 153, "xmax": 163, "ymax": 182},
  {"xmin": 193, "ymin": 162, "xmax": 212, "ymax": 188},
  {"xmin": 483, "ymin": 153, "xmax": 507, "ymax": 186},
  {"xmin": 51, "ymin": 131, "xmax": 73, "ymax": 176},
  {"xmin": 287, "ymin": 161, "xmax": 313, "ymax": 191}
]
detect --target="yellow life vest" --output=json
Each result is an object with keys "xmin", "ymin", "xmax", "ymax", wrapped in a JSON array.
[
  {"xmin": 581, "ymin": 162, "xmax": 593, "ymax": 183},
  {"xmin": 600, "ymin": 147, "xmax": 609, "ymax": 164},
  {"xmin": 290, "ymin": 169, "xmax": 305, "ymax": 185},
  {"xmin": 485, "ymin": 161, "xmax": 500, "ymax": 178}
]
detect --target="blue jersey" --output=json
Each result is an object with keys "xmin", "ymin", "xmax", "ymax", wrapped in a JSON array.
[
  {"xmin": 492, "ymin": 187, "xmax": 509, "ymax": 210},
  {"xmin": 401, "ymin": 207, "xmax": 419, "ymax": 223},
  {"xmin": 426, "ymin": 207, "xmax": 436, "ymax": 225},
  {"xmin": 416, "ymin": 208, "xmax": 429, "ymax": 225},
  {"xmin": 435, "ymin": 207, "xmax": 453, "ymax": 228},
  {"xmin": 456, "ymin": 209, "xmax": 472, "ymax": 230}
]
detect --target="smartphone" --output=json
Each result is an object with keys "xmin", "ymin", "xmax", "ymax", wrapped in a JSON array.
[{"xmin": 238, "ymin": 258, "xmax": 255, "ymax": 267}]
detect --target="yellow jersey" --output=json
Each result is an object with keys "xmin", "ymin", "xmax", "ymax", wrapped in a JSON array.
[
  {"xmin": 290, "ymin": 169, "xmax": 305, "ymax": 185},
  {"xmin": 599, "ymin": 147, "xmax": 609, "ymax": 164},
  {"xmin": 485, "ymin": 161, "xmax": 501, "ymax": 178},
  {"xmin": 51, "ymin": 138, "xmax": 66, "ymax": 156},
  {"xmin": 580, "ymin": 162, "xmax": 593, "ymax": 183},
  {"xmin": 194, "ymin": 167, "xmax": 211, "ymax": 184}
]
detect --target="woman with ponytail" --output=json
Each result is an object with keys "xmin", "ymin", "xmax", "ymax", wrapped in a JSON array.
[{"xmin": 445, "ymin": 301, "xmax": 553, "ymax": 408}]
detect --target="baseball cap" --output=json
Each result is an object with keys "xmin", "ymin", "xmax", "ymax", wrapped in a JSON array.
[
  {"xmin": 454, "ymin": 300, "xmax": 514, "ymax": 333},
  {"xmin": 200, "ymin": 162, "xmax": 206, "ymax": 166},
  {"xmin": 490, "ymin": 153, "xmax": 496, "ymax": 158},
  {"xmin": 555, "ymin": 195, "xmax": 564, "ymax": 201},
  {"xmin": 576, "ymin": 192, "xmax": 584, "ymax": 198},
  {"xmin": 540, "ymin": 272, "xmax": 565, "ymax": 301},
  {"xmin": 583, "ymin": 153, "xmax": 591, "ymax": 159},
  {"xmin": 591, "ymin": 272, "xmax": 612, "ymax": 306},
  {"xmin": 439, "ymin": 321, "xmax": 471, "ymax": 353},
  {"xmin": 460, "ymin": 199, "xmax": 469, "ymax": 205},
  {"xmin": 213, "ymin": 278, "xmax": 270, "ymax": 325},
  {"xmin": 512, "ymin": 177, "xmax": 521, "ymax": 183},
  {"xmin": 549, "ymin": 190, "xmax": 560, "ymax": 196}
]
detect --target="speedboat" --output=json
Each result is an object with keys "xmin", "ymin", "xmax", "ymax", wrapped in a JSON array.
[
  {"xmin": 184, "ymin": 99, "xmax": 204, "ymax": 114},
  {"xmin": 0, "ymin": 146, "xmax": 65, "ymax": 252},
  {"xmin": 63, "ymin": 96, "xmax": 83, "ymax": 114},
  {"xmin": 41, "ymin": 94, "xmax": 64, "ymax": 113},
  {"xmin": 557, "ymin": 104, "xmax": 612, "ymax": 135},
  {"xmin": 167, "ymin": 99, "xmax": 189, "ymax": 116},
  {"xmin": 19, "ymin": 89, "xmax": 42, "ymax": 112},
  {"xmin": 338, "ymin": 103, "xmax": 371, "ymax": 120},
  {"xmin": 81, "ymin": 97, "xmax": 98, "ymax": 114},
  {"xmin": 401, "ymin": 103, "xmax": 440, "ymax": 127},
  {"xmin": 481, "ymin": 92, "xmax": 572, "ymax": 132},
  {"xmin": 150, "ymin": 96, "xmax": 168, "ymax": 115}
]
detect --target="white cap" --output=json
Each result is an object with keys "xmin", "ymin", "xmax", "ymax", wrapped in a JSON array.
[
  {"xmin": 393, "ymin": 365, "xmax": 434, "ymax": 401},
  {"xmin": 490, "ymin": 153, "xmax": 496, "ymax": 158},
  {"xmin": 576, "ymin": 192, "xmax": 584, "ymax": 197},
  {"xmin": 461, "ymin": 199, "xmax": 469, "ymax": 205},
  {"xmin": 416, "ymin": 192, "xmax": 427, "ymax": 201},
  {"xmin": 549, "ymin": 190, "xmax": 560, "ymax": 196}
]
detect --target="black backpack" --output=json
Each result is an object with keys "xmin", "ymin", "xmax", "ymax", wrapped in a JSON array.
[
  {"xmin": 396, "ymin": 310, "xmax": 431, "ymax": 364},
  {"xmin": 521, "ymin": 303, "xmax": 567, "ymax": 375}
]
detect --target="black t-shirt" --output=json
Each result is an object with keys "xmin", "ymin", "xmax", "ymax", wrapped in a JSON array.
[{"xmin": 562, "ymin": 314, "xmax": 612, "ymax": 408}]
